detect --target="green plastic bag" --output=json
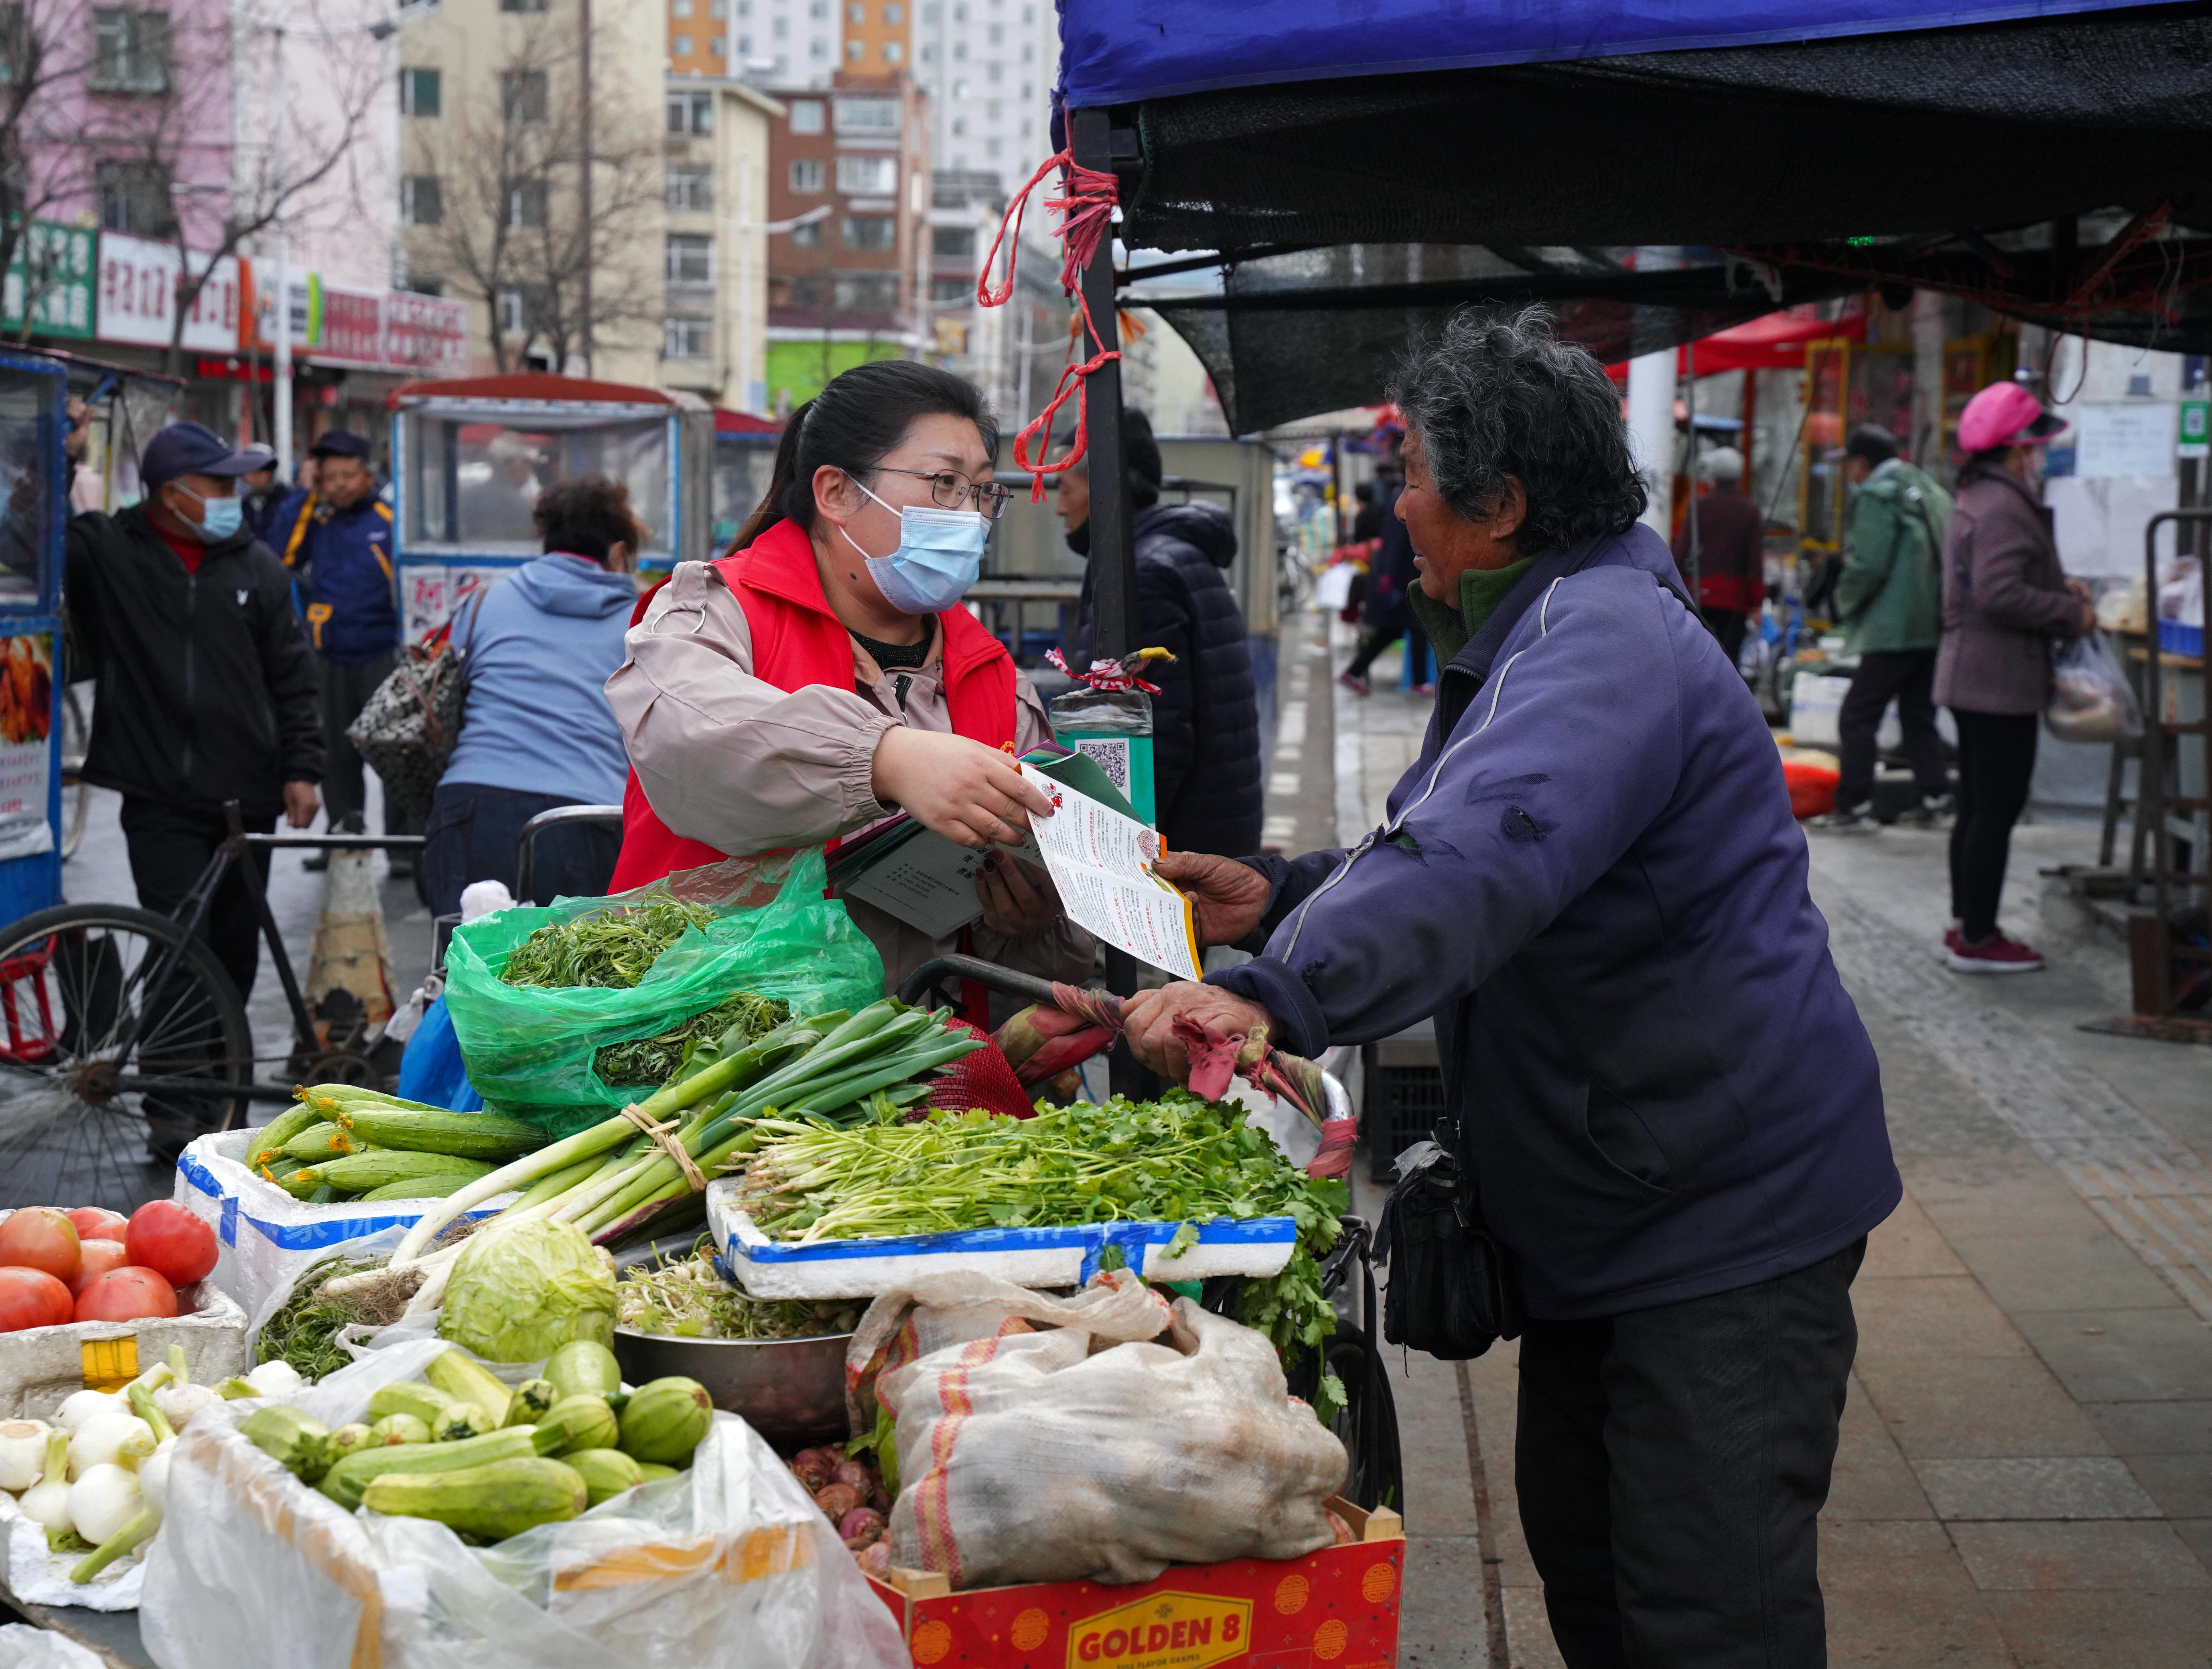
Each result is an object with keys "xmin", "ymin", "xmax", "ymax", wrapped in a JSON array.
[{"xmin": 442, "ymin": 849, "xmax": 883, "ymax": 1135}]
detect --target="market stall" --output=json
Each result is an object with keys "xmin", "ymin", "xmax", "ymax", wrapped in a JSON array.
[
  {"xmin": 0, "ymin": 773, "xmax": 1383, "ymax": 1666},
  {"xmin": 388, "ymin": 373, "xmax": 714, "ymax": 638}
]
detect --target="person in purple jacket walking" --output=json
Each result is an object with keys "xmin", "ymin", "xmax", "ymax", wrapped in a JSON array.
[{"xmin": 1120, "ymin": 307, "xmax": 1900, "ymax": 1669}]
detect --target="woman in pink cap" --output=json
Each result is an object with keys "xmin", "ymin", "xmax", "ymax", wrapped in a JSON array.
[{"xmin": 1932, "ymin": 380, "xmax": 2095, "ymax": 974}]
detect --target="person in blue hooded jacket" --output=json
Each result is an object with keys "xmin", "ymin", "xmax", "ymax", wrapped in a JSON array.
[
  {"xmin": 419, "ymin": 475, "xmax": 642, "ymax": 920},
  {"xmin": 1122, "ymin": 307, "xmax": 1899, "ymax": 1669}
]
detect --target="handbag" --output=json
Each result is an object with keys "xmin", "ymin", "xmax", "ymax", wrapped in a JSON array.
[
  {"xmin": 345, "ymin": 587, "xmax": 487, "ymax": 828},
  {"xmin": 1374, "ymin": 1123, "xmax": 1524, "ymax": 1360}
]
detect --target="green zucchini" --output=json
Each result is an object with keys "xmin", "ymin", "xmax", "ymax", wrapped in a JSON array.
[
  {"xmin": 545, "ymin": 1340, "xmax": 622, "ymax": 1402},
  {"xmin": 367, "ymin": 1381, "xmax": 457, "ymax": 1427},
  {"xmin": 426, "ymin": 1348, "xmax": 518, "ymax": 1427},
  {"xmin": 334, "ymin": 1109, "xmax": 548, "ymax": 1163},
  {"xmin": 246, "ymin": 1104, "xmax": 326, "ymax": 1171},
  {"xmin": 355, "ymin": 1173, "xmax": 481, "ymax": 1202},
  {"xmin": 361, "ymin": 1457, "xmax": 586, "ymax": 1540},
  {"xmin": 318, "ymin": 1426, "xmax": 552, "ymax": 1511},
  {"xmin": 293, "ymin": 1150, "xmax": 493, "ymax": 1194}
]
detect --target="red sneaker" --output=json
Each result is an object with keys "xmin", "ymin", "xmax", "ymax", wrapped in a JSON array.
[
  {"xmin": 1338, "ymin": 670, "xmax": 1370, "ymax": 696},
  {"xmin": 1947, "ymin": 930, "xmax": 2045, "ymax": 975}
]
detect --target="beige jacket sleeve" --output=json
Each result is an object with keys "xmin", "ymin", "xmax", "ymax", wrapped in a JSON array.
[{"xmin": 605, "ymin": 560, "xmax": 899, "ymax": 855}]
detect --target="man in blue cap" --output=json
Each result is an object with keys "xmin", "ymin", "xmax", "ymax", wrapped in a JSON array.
[
  {"xmin": 267, "ymin": 429, "xmax": 404, "ymax": 867},
  {"xmin": 65, "ymin": 421, "xmax": 324, "ymax": 1158}
]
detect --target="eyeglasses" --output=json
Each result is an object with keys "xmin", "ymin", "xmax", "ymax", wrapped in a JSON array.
[{"xmin": 872, "ymin": 466, "xmax": 1014, "ymax": 521}]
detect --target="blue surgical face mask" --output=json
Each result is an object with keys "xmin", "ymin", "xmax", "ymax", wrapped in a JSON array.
[
  {"xmin": 842, "ymin": 481, "xmax": 987, "ymax": 615},
  {"xmin": 177, "ymin": 485, "xmax": 243, "ymax": 544}
]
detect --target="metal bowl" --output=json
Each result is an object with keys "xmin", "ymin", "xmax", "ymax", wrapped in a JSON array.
[{"xmin": 611, "ymin": 1327, "xmax": 852, "ymax": 1447}]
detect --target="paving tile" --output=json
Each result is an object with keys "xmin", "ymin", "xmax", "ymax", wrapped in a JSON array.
[
  {"xmin": 1861, "ymin": 1187, "xmax": 1969, "ymax": 1279},
  {"xmin": 1983, "ymin": 1589, "xmax": 2212, "ymax": 1667},
  {"xmin": 1819, "ymin": 1520, "xmax": 2012, "ymax": 1669},
  {"xmin": 2171, "ymin": 1519, "xmax": 2212, "ymax": 1569},
  {"xmin": 1393, "ymin": 1348, "xmax": 1480, "ymax": 1539},
  {"xmin": 1903, "ymin": 1155, "xmax": 2104, "ymax": 1237},
  {"xmin": 1851, "ymin": 1274, "xmax": 2035, "ymax": 1360},
  {"xmin": 1940, "ymin": 1223, "xmax": 2185, "ymax": 1313},
  {"xmin": 2012, "ymin": 1307, "xmax": 2212, "ymax": 1404},
  {"xmin": 1949, "ymin": 1519, "xmax": 2212, "ymax": 1590},
  {"xmin": 1399, "ymin": 1535, "xmax": 1489, "ymax": 1669},
  {"xmin": 1913, "ymin": 1456, "xmax": 2161, "ymax": 1521},
  {"xmin": 2124, "ymin": 1452, "xmax": 2212, "ymax": 1521},
  {"xmin": 2088, "ymin": 1400, "xmax": 2212, "ymax": 1456},
  {"xmin": 1498, "ymin": 1586, "xmax": 1565, "ymax": 1669},
  {"xmin": 1853, "ymin": 1352, "xmax": 2111, "ymax": 1459},
  {"xmin": 1823, "ymin": 1375, "xmax": 1935, "ymax": 1522}
]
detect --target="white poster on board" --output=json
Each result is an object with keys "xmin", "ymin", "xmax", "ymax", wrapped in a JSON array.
[{"xmin": 2073, "ymin": 403, "xmax": 2175, "ymax": 478}]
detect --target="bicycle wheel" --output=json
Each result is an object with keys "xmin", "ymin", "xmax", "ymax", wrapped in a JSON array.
[
  {"xmin": 58, "ymin": 686, "xmax": 89, "ymax": 861},
  {"xmin": 0, "ymin": 904, "xmax": 254, "ymax": 1214}
]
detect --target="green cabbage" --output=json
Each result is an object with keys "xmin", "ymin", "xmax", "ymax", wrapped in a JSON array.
[{"xmin": 438, "ymin": 1218, "xmax": 619, "ymax": 1363}]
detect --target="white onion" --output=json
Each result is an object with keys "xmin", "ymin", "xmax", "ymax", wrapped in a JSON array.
[
  {"xmin": 67, "ymin": 1412, "xmax": 154, "ymax": 1481},
  {"xmin": 152, "ymin": 1383, "xmax": 218, "ymax": 1432},
  {"xmin": 243, "ymin": 1360, "xmax": 306, "ymax": 1399},
  {"xmin": 0, "ymin": 1418, "xmax": 51, "ymax": 1491},
  {"xmin": 55, "ymin": 1390, "xmax": 121, "ymax": 1433},
  {"xmin": 16, "ymin": 1430, "xmax": 71, "ymax": 1530},
  {"xmin": 67, "ymin": 1463, "xmax": 143, "ymax": 1546},
  {"xmin": 137, "ymin": 1441, "xmax": 174, "ymax": 1515}
]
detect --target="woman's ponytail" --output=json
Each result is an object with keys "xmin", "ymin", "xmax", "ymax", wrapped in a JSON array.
[{"xmin": 727, "ymin": 400, "xmax": 813, "ymax": 554}]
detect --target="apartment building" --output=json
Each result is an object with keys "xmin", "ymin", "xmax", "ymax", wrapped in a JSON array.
[
  {"xmin": 660, "ymin": 80, "xmax": 781, "ymax": 412},
  {"xmin": 905, "ymin": 0, "xmax": 1053, "ymax": 197},
  {"xmin": 761, "ymin": 75, "xmax": 929, "ymax": 410}
]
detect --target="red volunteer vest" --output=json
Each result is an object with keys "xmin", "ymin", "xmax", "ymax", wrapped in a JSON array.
[{"xmin": 608, "ymin": 518, "xmax": 1020, "ymax": 892}]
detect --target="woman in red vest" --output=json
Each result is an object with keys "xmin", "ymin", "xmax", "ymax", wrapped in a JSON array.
[{"xmin": 606, "ymin": 360, "xmax": 1093, "ymax": 997}]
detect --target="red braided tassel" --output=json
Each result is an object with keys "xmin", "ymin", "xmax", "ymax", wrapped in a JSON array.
[{"xmin": 976, "ymin": 148, "xmax": 1122, "ymax": 501}]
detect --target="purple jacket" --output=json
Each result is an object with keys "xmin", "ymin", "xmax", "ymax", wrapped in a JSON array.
[
  {"xmin": 1212, "ymin": 524, "xmax": 1898, "ymax": 1320},
  {"xmin": 1932, "ymin": 464, "xmax": 2079, "ymax": 716}
]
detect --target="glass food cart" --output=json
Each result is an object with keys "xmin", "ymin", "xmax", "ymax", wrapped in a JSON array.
[
  {"xmin": 0, "ymin": 350, "xmax": 71, "ymax": 924},
  {"xmin": 390, "ymin": 373, "xmax": 713, "ymax": 636}
]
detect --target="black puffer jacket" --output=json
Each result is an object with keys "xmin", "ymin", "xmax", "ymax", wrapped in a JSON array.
[
  {"xmin": 1073, "ymin": 501, "xmax": 1262, "ymax": 859},
  {"xmin": 66, "ymin": 504, "xmax": 324, "ymax": 816}
]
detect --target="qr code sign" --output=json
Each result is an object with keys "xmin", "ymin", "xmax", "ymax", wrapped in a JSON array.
[{"xmin": 1074, "ymin": 738, "xmax": 1130, "ymax": 795}]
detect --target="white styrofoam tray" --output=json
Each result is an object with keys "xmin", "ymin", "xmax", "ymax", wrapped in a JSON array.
[
  {"xmin": 0, "ymin": 1271, "xmax": 247, "ymax": 1421},
  {"xmin": 174, "ymin": 1129, "xmax": 520, "ymax": 1323},
  {"xmin": 704, "ymin": 1178, "xmax": 1297, "ymax": 1300}
]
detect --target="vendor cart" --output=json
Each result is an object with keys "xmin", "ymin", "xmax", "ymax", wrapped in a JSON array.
[
  {"xmin": 389, "ymin": 372, "xmax": 713, "ymax": 638},
  {"xmin": 0, "ymin": 350, "xmax": 69, "ymax": 929}
]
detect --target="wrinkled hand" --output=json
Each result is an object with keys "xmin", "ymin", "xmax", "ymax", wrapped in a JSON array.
[
  {"xmin": 1121, "ymin": 982, "xmax": 1275, "ymax": 1084},
  {"xmin": 975, "ymin": 853, "xmax": 1062, "ymax": 938},
  {"xmin": 1151, "ymin": 848, "xmax": 1273, "ymax": 948},
  {"xmin": 871, "ymin": 727, "xmax": 1053, "ymax": 849},
  {"xmin": 283, "ymin": 780, "xmax": 320, "ymax": 830}
]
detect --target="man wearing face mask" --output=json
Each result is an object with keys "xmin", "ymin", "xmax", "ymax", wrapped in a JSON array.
[
  {"xmin": 64, "ymin": 422, "xmax": 324, "ymax": 1157},
  {"xmin": 607, "ymin": 360, "xmax": 1094, "ymax": 1005}
]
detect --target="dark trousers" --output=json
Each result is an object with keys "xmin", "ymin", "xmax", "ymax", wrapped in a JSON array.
[
  {"xmin": 1836, "ymin": 649, "xmax": 1949, "ymax": 813},
  {"xmin": 1948, "ymin": 709, "xmax": 2039, "ymax": 942},
  {"xmin": 319, "ymin": 651, "xmax": 398, "ymax": 830},
  {"xmin": 1516, "ymin": 1239, "xmax": 1865, "ymax": 1669},
  {"xmin": 1705, "ymin": 608, "xmax": 1749, "ymax": 669},
  {"xmin": 422, "ymin": 781, "xmax": 622, "ymax": 922},
  {"xmin": 1347, "ymin": 617, "xmax": 1429, "ymax": 683},
  {"xmin": 120, "ymin": 798, "xmax": 275, "ymax": 1151}
]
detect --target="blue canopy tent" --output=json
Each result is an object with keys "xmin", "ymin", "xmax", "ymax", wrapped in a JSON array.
[{"xmin": 1054, "ymin": 0, "xmax": 2212, "ymax": 650}]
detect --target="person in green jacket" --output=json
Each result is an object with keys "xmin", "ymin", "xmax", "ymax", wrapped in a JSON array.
[{"xmin": 1810, "ymin": 424, "xmax": 1956, "ymax": 832}]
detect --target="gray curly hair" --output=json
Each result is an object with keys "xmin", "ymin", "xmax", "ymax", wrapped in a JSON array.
[{"xmin": 1386, "ymin": 305, "xmax": 1647, "ymax": 555}]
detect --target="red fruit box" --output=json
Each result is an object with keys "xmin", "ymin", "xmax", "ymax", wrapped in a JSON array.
[{"xmin": 865, "ymin": 1498, "xmax": 1404, "ymax": 1669}]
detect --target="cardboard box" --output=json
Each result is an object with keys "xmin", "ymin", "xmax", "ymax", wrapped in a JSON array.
[{"xmin": 866, "ymin": 1499, "xmax": 1403, "ymax": 1669}]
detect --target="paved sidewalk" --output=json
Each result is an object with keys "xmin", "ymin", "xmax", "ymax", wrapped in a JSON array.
[{"xmin": 1270, "ymin": 604, "xmax": 2212, "ymax": 1667}]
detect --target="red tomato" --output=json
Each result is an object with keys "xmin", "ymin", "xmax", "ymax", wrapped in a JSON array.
[
  {"xmin": 124, "ymin": 1202, "xmax": 217, "ymax": 1288},
  {"xmin": 73, "ymin": 1267, "xmax": 177, "ymax": 1324},
  {"xmin": 0, "ymin": 1266, "xmax": 75, "ymax": 1332},
  {"xmin": 67, "ymin": 1240, "xmax": 130, "ymax": 1297},
  {"xmin": 0, "ymin": 1208, "xmax": 79, "ymax": 1282},
  {"xmin": 64, "ymin": 1208, "xmax": 129, "ymax": 1243}
]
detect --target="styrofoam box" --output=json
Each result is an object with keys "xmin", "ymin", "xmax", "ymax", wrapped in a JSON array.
[
  {"xmin": 705, "ymin": 1178, "xmax": 1297, "ymax": 1301},
  {"xmin": 0, "ymin": 1272, "xmax": 247, "ymax": 1421},
  {"xmin": 173, "ymin": 1129, "xmax": 519, "ymax": 1322}
]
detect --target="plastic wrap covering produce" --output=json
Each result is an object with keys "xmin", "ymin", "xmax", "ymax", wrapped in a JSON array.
[
  {"xmin": 138, "ymin": 1336, "xmax": 906, "ymax": 1669},
  {"xmin": 0, "ymin": 1623, "xmax": 107, "ymax": 1669},
  {"xmin": 442, "ymin": 849, "xmax": 884, "ymax": 1138},
  {"xmin": 850, "ymin": 1269, "xmax": 1347, "ymax": 1590}
]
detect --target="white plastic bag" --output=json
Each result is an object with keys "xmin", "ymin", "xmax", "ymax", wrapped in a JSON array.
[
  {"xmin": 139, "ymin": 1337, "xmax": 905, "ymax": 1669},
  {"xmin": 1787, "ymin": 670, "xmax": 1853, "ymax": 748},
  {"xmin": 0, "ymin": 1622, "xmax": 108, "ymax": 1669},
  {"xmin": 855, "ymin": 1271, "xmax": 1347, "ymax": 1590},
  {"xmin": 2046, "ymin": 630, "xmax": 2143, "ymax": 743}
]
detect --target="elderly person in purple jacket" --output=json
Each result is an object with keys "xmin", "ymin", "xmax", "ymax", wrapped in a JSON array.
[
  {"xmin": 1932, "ymin": 381, "xmax": 2094, "ymax": 975},
  {"xmin": 1123, "ymin": 307, "xmax": 1899, "ymax": 1669}
]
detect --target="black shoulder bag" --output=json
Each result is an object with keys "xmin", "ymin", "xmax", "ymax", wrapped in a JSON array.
[{"xmin": 1374, "ymin": 1121, "xmax": 1524, "ymax": 1360}]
